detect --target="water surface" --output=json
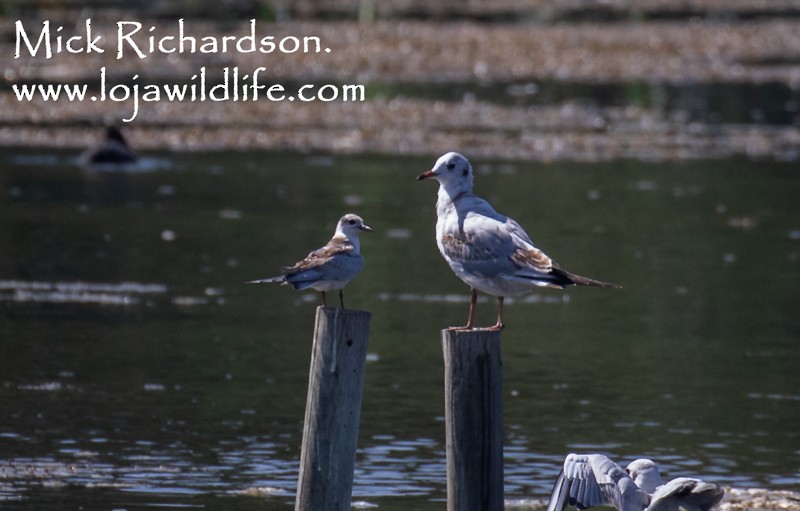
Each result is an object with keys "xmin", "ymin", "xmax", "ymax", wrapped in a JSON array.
[{"xmin": 1, "ymin": 148, "xmax": 798, "ymax": 510}]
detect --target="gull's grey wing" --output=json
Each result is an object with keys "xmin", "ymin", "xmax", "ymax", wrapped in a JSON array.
[
  {"xmin": 504, "ymin": 215, "xmax": 535, "ymax": 246},
  {"xmin": 648, "ymin": 478, "xmax": 724, "ymax": 511},
  {"xmin": 440, "ymin": 210, "xmax": 555, "ymax": 279},
  {"xmin": 548, "ymin": 454, "xmax": 650, "ymax": 511},
  {"xmin": 441, "ymin": 195, "xmax": 612, "ymax": 288}
]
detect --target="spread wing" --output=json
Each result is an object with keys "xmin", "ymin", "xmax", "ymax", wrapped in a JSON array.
[
  {"xmin": 547, "ymin": 454, "xmax": 650, "ymax": 511},
  {"xmin": 649, "ymin": 478, "xmax": 724, "ymax": 511}
]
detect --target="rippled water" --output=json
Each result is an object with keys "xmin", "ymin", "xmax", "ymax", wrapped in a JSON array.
[{"xmin": 1, "ymin": 148, "xmax": 798, "ymax": 510}]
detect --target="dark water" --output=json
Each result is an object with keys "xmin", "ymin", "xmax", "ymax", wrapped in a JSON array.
[{"xmin": 1, "ymin": 148, "xmax": 798, "ymax": 510}]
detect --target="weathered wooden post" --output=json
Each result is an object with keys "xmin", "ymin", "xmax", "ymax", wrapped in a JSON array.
[
  {"xmin": 295, "ymin": 307, "xmax": 371, "ymax": 511},
  {"xmin": 442, "ymin": 329, "xmax": 504, "ymax": 511}
]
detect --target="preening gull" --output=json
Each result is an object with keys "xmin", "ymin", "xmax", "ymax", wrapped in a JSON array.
[
  {"xmin": 547, "ymin": 453, "xmax": 725, "ymax": 511},
  {"xmin": 417, "ymin": 152, "xmax": 619, "ymax": 330},
  {"xmin": 246, "ymin": 213, "xmax": 371, "ymax": 308}
]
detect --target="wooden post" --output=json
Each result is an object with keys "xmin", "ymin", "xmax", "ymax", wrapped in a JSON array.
[
  {"xmin": 295, "ymin": 307, "xmax": 371, "ymax": 511},
  {"xmin": 442, "ymin": 329, "xmax": 504, "ymax": 511}
]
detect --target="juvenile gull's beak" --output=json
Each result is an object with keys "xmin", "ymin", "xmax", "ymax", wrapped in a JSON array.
[
  {"xmin": 416, "ymin": 169, "xmax": 436, "ymax": 181},
  {"xmin": 360, "ymin": 224, "xmax": 373, "ymax": 232}
]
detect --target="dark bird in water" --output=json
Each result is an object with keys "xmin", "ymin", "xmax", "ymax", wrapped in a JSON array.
[{"xmin": 81, "ymin": 127, "xmax": 138, "ymax": 166}]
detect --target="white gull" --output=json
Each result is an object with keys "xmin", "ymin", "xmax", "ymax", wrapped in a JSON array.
[
  {"xmin": 417, "ymin": 151, "xmax": 619, "ymax": 330},
  {"xmin": 547, "ymin": 453, "xmax": 725, "ymax": 511},
  {"xmin": 246, "ymin": 213, "xmax": 371, "ymax": 308}
]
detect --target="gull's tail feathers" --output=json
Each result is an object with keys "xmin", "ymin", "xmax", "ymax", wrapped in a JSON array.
[{"xmin": 552, "ymin": 266, "xmax": 622, "ymax": 289}]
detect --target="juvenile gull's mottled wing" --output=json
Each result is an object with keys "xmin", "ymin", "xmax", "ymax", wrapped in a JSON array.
[
  {"xmin": 246, "ymin": 238, "xmax": 360, "ymax": 290},
  {"xmin": 280, "ymin": 238, "xmax": 359, "ymax": 290}
]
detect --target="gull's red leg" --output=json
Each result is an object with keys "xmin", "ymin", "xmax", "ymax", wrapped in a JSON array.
[
  {"xmin": 490, "ymin": 296, "xmax": 505, "ymax": 330},
  {"xmin": 449, "ymin": 289, "xmax": 477, "ymax": 331}
]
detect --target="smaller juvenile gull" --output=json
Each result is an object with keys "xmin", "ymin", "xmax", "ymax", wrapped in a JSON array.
[
  {"xmin": 417, "ymin": 152, "xmax": 619, "ymax": 330},
  {"xmin": 547, "ymin": 453, "xmax": 725, "ymax": 511},
  {"xmin": 246, "ymin": 214, "xmax": 371, "ymax": 308}
]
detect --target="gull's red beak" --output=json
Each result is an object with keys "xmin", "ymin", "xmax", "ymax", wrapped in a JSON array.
[{"xmin": 416, "ymin": 170, "xmax": 436, "ymax": 181}]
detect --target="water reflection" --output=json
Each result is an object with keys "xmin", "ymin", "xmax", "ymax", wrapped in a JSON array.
[
  {"xmin": 0, "ymin": 279, "xmax": 167, "ymax": 305},
  {"xmin": 0, "ymin": 148, "xmax": 798, "ymax": 509}
]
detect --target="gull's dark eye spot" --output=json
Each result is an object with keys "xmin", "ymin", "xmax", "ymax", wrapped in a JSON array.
[
  {"xmin": 348, "ymin": 219, "xmax": 356, "ymax": 225},
  {"xmin": 446, "ymin": 162, "xmax": 456, "ymax": 171}
]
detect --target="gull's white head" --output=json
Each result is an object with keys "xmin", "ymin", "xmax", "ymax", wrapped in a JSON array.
[
  {"xmin": 417, "ymin": 152, "xmax": 474, "ymax": 197},
  {"xmin": 335, "ymin": 213, "xmax": 372, "ymax": 239},
  {"xmin": 626, "ymin": 458, "xmax": 663, "ymax": 494}
]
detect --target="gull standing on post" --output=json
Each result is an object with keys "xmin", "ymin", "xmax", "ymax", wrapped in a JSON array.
[
  {"xmin": 246, "ymin": 213, "xmax": 371, "ymax": 308},
  {"xmin": 546, "ymin": 453, "xmax": 725, "ymax": 511},
  {"xmin": 417, "ymin": 152, "xmax": 619, "ymax": 330}
]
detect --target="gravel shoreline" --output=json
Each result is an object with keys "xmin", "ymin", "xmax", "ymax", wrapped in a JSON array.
[{"xmin": 2, "ymin": 16, "xmax": 799, "ymax": 160}]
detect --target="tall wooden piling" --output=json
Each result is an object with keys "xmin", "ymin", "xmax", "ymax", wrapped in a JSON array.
[
  {"xmin": 442, "ymin": 329, "xmax": 504, "ymax": 511},
  {"xmin": 295, "ymin": 307, "xmax": 371, "ymax": 511}
]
